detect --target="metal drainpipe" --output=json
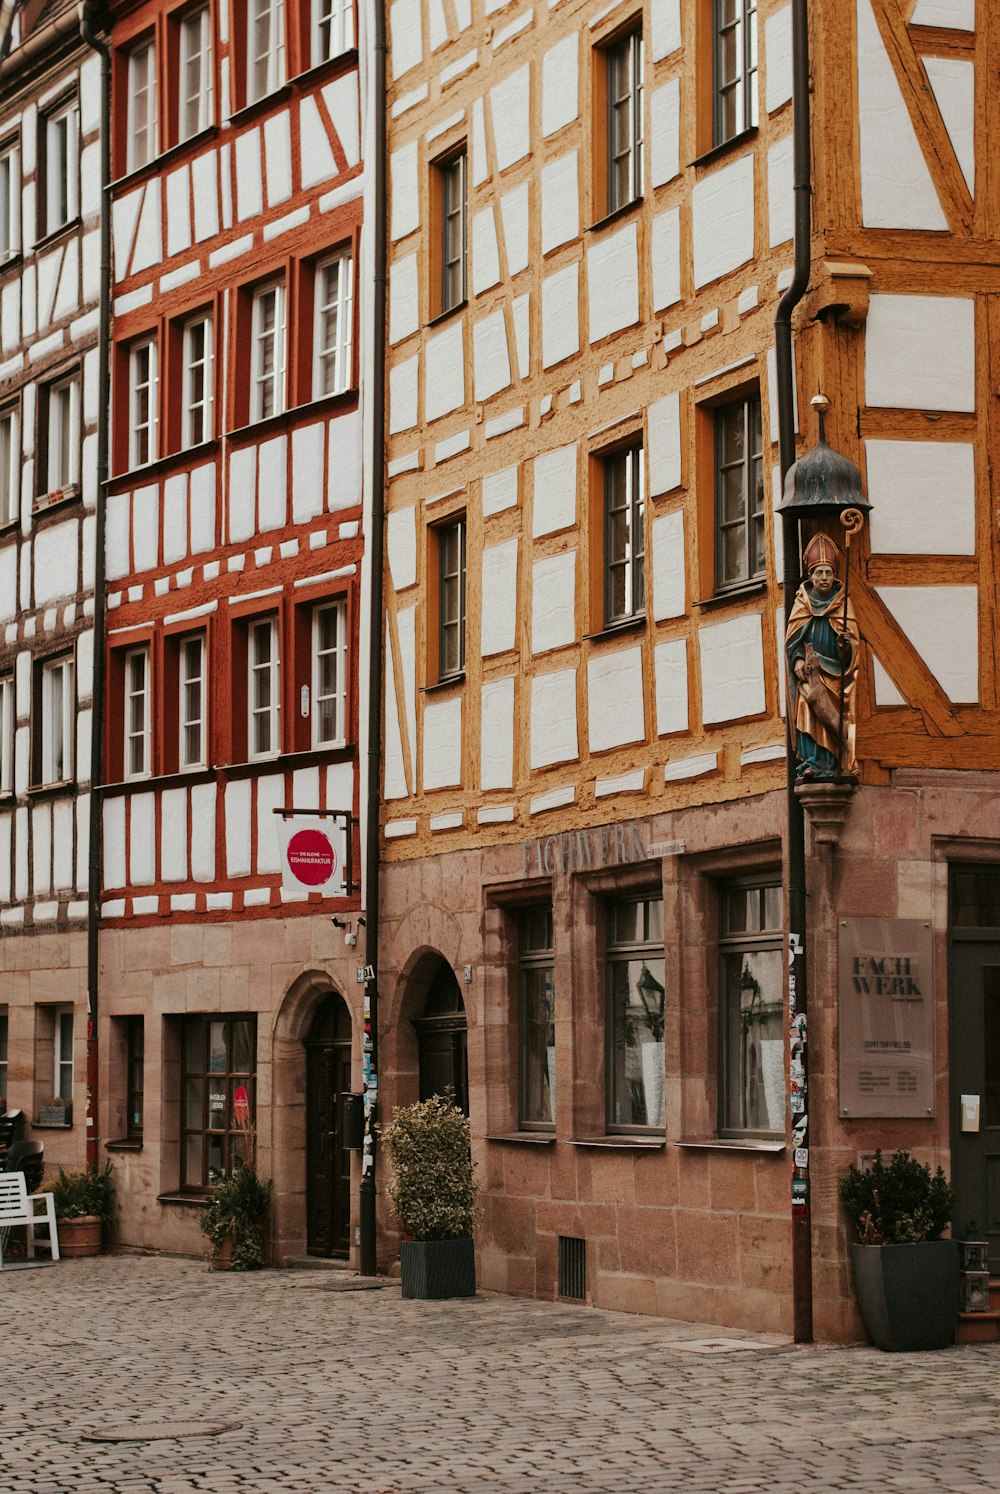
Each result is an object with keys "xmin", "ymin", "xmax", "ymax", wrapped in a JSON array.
[
  {"xmin": 774, "ymin": 0, "xmax": 813, "ymax": 1345},
  {"xmin": 359, "ymin": 0, "xmax": 387, "ymax": 1279},
  {"xmin": 79, "ymin": 0, "xmax": 111, "ymax": 1173}
]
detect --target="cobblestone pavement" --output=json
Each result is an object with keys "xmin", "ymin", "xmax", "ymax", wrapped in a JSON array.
[{"xmin": 3, "ymin": 1255, "xmax": 1000, "ymax": 1493}]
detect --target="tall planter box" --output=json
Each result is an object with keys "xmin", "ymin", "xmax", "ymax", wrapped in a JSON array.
[
  {"xmin": 851, "ymin": 1240, "xmax": 960, "ymax": 1351},
  {"xmin": 401, "ymin": 1237, "xmax": 476, "ymax": 1300}
]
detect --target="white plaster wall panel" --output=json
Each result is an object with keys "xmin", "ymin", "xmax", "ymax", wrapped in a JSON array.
[
  {"xmin": 423, "ymin": 695, "xmax": 462, "ymax": 790},
  {"xmin": 132, "ymin": 484, "xmax": 159, "ymax": 571},
  {"xmin": 0, "ymin": 814, "xmax": 9, "ymax": 902},
  {"xmin": 291, "ymin": 423, "xmax": 325, "ymax": 524},
  {"xmin": 532, "ymin": 444, "xmax": 577, "ymax": 537},
  {"xmin": 651, "ymin": 510, "xmax": 685, "ymax": 621},
  {"xmin": 129, "ymin": 793, "xmax": 156, "ymax": 886},
  {"xmin": 541, "ymin": 153, "xmax": 579, "ymax": 254},
  {"xmin": 924, "ymin": 57, "xmax": 975, "ymax": 195},
  {"xmin": 387, "ymin": 506, "xmax": 418, "ymax": 591},
  {"xmin": 112, "ymin": 187, "xmax": 142, "ymax": 281},
  {"xmin": 471, "ymin": 97, "xmax": 488, "ymax": 186},
  {"xmin": 650, "ymin": 79, "xmax": 680, "ymax": 187},
  {"xmin": 52, "ymin": 798, "xmax": 73, "ymax": 891},
  {"xmin": 75, "ymin": 794, "xmax": 89, "ymax": 893},
  {"xmin": 542, "ymin": 262, "xmax": 580, "ymax": 368},
  {"xmin": 229, "ymin": 447, "xmax": 257, "ymax": 542},
  {"xmin": 472, "ymin": 207, "xmax": 501, "ymax": 296},
  {"xmin": 529, "ymin": 669, "xmax": 578, "ymax": 768},
  {"xmin": 512, "ymin": 294, "xmax": 530, "ymax": 379},
  {"xmin": 766, "ymin": 343, "xmax": 798, "ymax": 443},
  {"xmin": 651, "ymin": 0, "xmax": 682, "ymax": 59},
  {"xmin": 192, "ymin": 151, "xmax": 221, "ymax": 241},
  {"xmin": 390, "ymin": 0, "xmax": 423, "ymax": 79},
  {"xmin": 80, "ymin": 54, "xmax": 102, "ymax": 133},
  {"xmin": 166, "ymin": 165, "xmax": 193, "ymax": 257},
  {"xmin": 14, "ymin": 725, "xmax": 28, "ymax": 797},
  {"xmin": 258, "ymin": 435, "xmax": 288, "ymax": 532},
  {"xmin": 32, "ymin": 801, "xmax": 51, "ymax": 895},
  {"xmin": 263, "ymin": 112, "xmax": 293, "ymax": 205},
  {"xmin": 33, "ymin": 519, "xmax": 78, "ymax": 604},
  {"xmin": 384, "ymin": 621, "xmax": 408, "ymax": 799},
  {"xmin": 453, "ymin": 0, "xmax": 471, "ymax": 29},
  {"xmin": 531, "ymin": 550, "xmax": 575, "ymax": 654},
  {"xmin": 500, "ymin": 183, "xmax": 529, "ymax": 275},
  {"xmin": 323, "ymin": 75, "xmax": 361, "ymax": 167},
  {"xmin": 767, "ymin": 134, "xmax": 793, "ymax": 246},
  {"xmin": 223, "ymin": 780, "xmax": 252, "ymax": 877},
  {"xmin": 82, "ymin": 513, "xmax": 96, "ymax": 590},
  {"xmin": 36, "ymin": 245, "xmax": 60, "ymax": 330},
  {"xmin": 856, "ymin": 0, "xmax": 948, "ymax": 230},
  {"xmin": 910, "ymin": 0, "xmax": 974, "ymax": 27},
  {"xmin": 588, "ymin": 224, "xmax": 639, "ymax": 343},
  {"xmin": 692, "ymin": 154, "xmax": 755, "ymax": 288},
  {"xmin": 1, "ymin": 280, "xmax": 18, "ymax": 352},
  {"xmin": 389, "ymin": 356, "xmax": 419, "ymax": 434},
  {"xmin": 161, "ymin": 786, "xmax": 189, "ymax": 882},
  {"xmin": 871, "ymin": 655, "xmax": 906, "ymax": 707},
  {"xmin": 82, "ymin": 229, "xmax": 100, "ymax": 304},
  {"xmin": 14, "ymin": 805, "xmax": 27, "ymax": 900},
  {"xmin": 22, "ymin": 261, "xmax": 35, "ymax": 337},
  {"xmin": 189, "ymin": 783, "xmax": 216, "ymax": 881},
  {"xmin": 0, "ymin": 547, "xmax": 15, "ymax": 623},
  {"xmin": 236, "ymin": 129, "xmax": 264, "ymax": 221},
  {"xmin": 588, "ymin": 646, "xmax": 645, "ymax": 754},
  {"xmin": 326, "ymin": 760, "xmax": 353, "ymax": 819},
  {"xmin": 76, "ymin": 707, "xmax": 92, "ymax": 784},
  {"xmin": 54, "ymin": 240, "xmax": 79, "ymax": 321},
  {"xmin": 76, "ymin": 629, "xmax": 94, "ymax": 703},
  {"xmin": 473, "ymin": 309, "xmax": 512, "ymax": 401},
  {"xmin": 81, "ymin": 141, "xmax": 102, "ymax": 217},
  {"xmin": 327, "ymin": 410, "xmax": 361, "ymax": 510},
  {"xmin": 865, "ymin": 295, "xmax": 975, "ymax": 412},
  {"xmin": 299, "ymin": 96, "xmax": 338, "ymax": 188},
  {"xmin": 481, "ymin": 537, "xmax": 519, "ymax": 656},
  {"xmin": 389, "ymin": 253, "xmax": 420, "ymax": 344},
  {"xmin": 397, "ymin": 605, "xmax": 418, "ymax": 783},
  {"xmin": 481, "ymin": 677, "xmax": 515, "ymax": 789},
  {"xmin": 255, "ymin": 774, "xmax": 284, "ymax": 873},
  {"xmin": 390, "ymin": 141, "xmax": 419, "ymax": 240},
  {"xmin": 699, "ymin": 613, "xmax": 767, "ymax": 723},
  {"xmin": 19, "ymin": 545, "xmax": 29, "ymax": 611},
  {"xmin": 866, "ymin": 440, "xmax": 975, "ymax": 555},
  {"xmin": 131, "ymin": 185, "xmax": 162, "ymax": 274},
  {"xmin": 15, "ymin": 651, "xmax": 29, "ymax": 716},
  {"xmin": 542, "ymin": 33, "xmax": 578, "ymax": 137},
  {"xmin": 189, "ymin": 463, "xmax": 216, "ymax": 553},
  {"xmin": 428, "ymin": 0, "xmax": 447, "ymax": 51},
  {"xmin": 490, "ymin": 65, "xmax": 531, "ymax": 172},
  {"xmin": 482, "ymin": 465, "xmax": 518, "ymax": 517},
  {"xmin": 765, "ymin": 5, "xmax": 792, "ymax": 112},
  {"xmin": 425, "ymin": 323, "xmax": 465, "ymax": 422},
  {"xmin": 648, "ymin": 392, "xmax": 681, "ymax": 495},
  {"xmin": 876, "ymin": 585, "xmax": 979, "ymax": 702}
]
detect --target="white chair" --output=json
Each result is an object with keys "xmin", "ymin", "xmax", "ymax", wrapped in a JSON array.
[{"xmin": 0, "ymin": 1172, "xmax": 60, "ymax": 1266}]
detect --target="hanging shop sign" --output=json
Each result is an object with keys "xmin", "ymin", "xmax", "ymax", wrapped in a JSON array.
[
  {"xmin": 838, "ymin": 917, "xmax": 934, "ymax": 1119},
  {"xmin": 276, "ymin": 815, "xmax": 347, "ymax": 898}
]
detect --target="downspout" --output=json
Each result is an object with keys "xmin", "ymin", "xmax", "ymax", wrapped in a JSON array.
[
  {"xmin": 359, "ymin": 0, "xmax": 387, "ymax": 1279},
  {"xmin": 79, "ymin": 0, "xmax": 110, "ymax": 1172}
]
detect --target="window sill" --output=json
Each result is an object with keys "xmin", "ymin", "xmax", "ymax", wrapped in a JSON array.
[
  {"xmin": 106, "ymin": 1139, "xmax": 143, "ymax": 1151},
  {"xmin": 26, "ymin": 780, "xmax": 77, "ymax": 801},
  {"xmin": 427, "ymin": 300, "xmax": 467, "ymax": 330},
  {"xmin": 486, "ymin": 1133, "xmax": 556, "ymax": 1145},
  {"xmin": 567, "ymin": 1135, "xmax": 666, "ymax": 1149},
  {"xmin": 107, "ymin": 441, "xmax": 220, "ymax": 490},
  {"xmin": 156, "ymin": 1191, "xmax": 209, "ymax": 1206},
  {"xmin": 33, "ymin": 486, "xmax": 81, "ymax": 520},
  {"xmin": 587, "ymin": 198, "xmax": 642, "ymax": 235},
  {"xmin": 694, "ymin": 579, "xmax": 768, "ymax": 612},
  {"xmin": 422, "ymin": 672, "xmax": 466, "ymax": 695},
  {"xmin": 0, "ymin": 517, "xmax": 17, "ymax": 538},
  {"xmin": 229, "ymin": 85, "xmax": 294, "ymax": 130},
  {"xmin": 288, "ymin": 48, "xmax": 360, "ymax": 94},
  {"xmin": 222, "ymin": 744, "xmax": 356, "ymax": 780},
  {"xmin": 31, "ymin": 1120, "xmax": 73, "ymax": 1131},
  {"xmin": 675, "ymin": 1138, "xmax": 785, "ymax": 1154},
  {"xmin": 225, "ymin": 387, "xmax": 358, "ymax": 447},
  {"xmin": 0, "ymin": 249, "xmax": 22, "ymax": 278},
  {"xmin": 691, "ymin": 127, "xmax": 759, "ymax": 171},
  {"xmin": 33, "ymin": 218, "xmax": 82, "ymax": 256},
  {"xmin": 584, "ymin": 615, "xmax": 646, "ymax": 644},
  {"xmin": 110, "ymin": 126, "xmax": 220, "ymax": 196}
]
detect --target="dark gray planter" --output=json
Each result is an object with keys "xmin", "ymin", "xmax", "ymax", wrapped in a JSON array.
[
  {"xmin": 851, "ymin": 1240, "xmax": 960, "ymax": 1351},
  {"xmin": 401, "ymin": 1237, "xmax": 476, "ymax": 1300}
]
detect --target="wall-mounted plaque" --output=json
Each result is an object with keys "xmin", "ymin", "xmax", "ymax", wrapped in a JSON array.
[{"xmin": 838, "ymin": 917, "xmax": 934, "ymax": 1119}]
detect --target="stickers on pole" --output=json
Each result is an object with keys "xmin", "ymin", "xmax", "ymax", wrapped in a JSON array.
[{"xmin": 276, "ymin": 816, "xmax": 347, "ymax": 897}]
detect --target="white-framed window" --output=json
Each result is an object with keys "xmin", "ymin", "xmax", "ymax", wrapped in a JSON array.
[
  {"xmin": 179, "ymin": 8, "xmax": 213, "ymax": 141},
  {"xmin": 248, "ymin": 617, "xmax": 280, "ymax": 758},
  {"xmin": 0, "ymin": 138, "xmax": 20, "ymax": 261},
  {"xmin": 179, "ymin": 633, "xmax": 206, "ymax": 768},
  {"xmin": 312, "ymin": 600, "xmax": 347, "ymax": 747},
  {"xmin": 248, "ymin": 0, "xmax": 286, "ymax": 105},
  {"xmin": 129, "ymin": 338, "xmax": 158, "ymax": 468},
  {"xmin": 0, "ymin": 672, "xmax": 13, "ymax": 796},
  {"xmin": 40, "ymin": 654, "xmax": 74, "ymax": 785},
  {"xmin": 43, "ymin": 97, "xmax": 79, "ymax": 234},
  {"xmin": 124, "ymin": 647, "xmax": 151, "ymax": 779},
  {"xmin": 313, "ymin": 0, "xmax": 353, "ymax": 63},
  {"xmin": 127, "ymin": 38, "xmax": 158, "ymax": 171},
  {"xmin": 0, "ymin": 402, "xmax": 18, "ymax": 526},
  {"xmin": 182, "ymin": 315, "xmax": 213, "ymax": 447},
  {"xmin": 44, "ymin": 372, "xmax": 81, "ymax": 495},
  {"xmin": 251, "ymin": 281, "xmax": 286, "ymax": 421},
  {"xmin": 314, "ymin": 252, "xmax": 353, "ymax": 398},
  {"xmin": 54, "ymin": 1007, "xmax": 74, "ymax": 1102}
]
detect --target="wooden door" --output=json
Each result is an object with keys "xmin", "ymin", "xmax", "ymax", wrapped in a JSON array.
[
  {"xmin": 950, "ymin": 866, "xmax": 1000, "ymax": 1267},
  {"xmin": 305, "ymin": 994, "xmax": 353, "ymax": 1257}
]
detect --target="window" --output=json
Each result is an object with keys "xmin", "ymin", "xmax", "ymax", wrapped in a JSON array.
[
  {"xmin": 129, "ymin": 338, "xmax": 158, "ymax": 468},
  {"xmin": 714, "ymin": 0, "xmax": 758, "ymax": 146},
  {"xmin": 124, "ymin": 647, "xmax": 151, "ymax": 779},
  {"xmin": 127, "ymin": 39, "xmax": 158, "ymax": 170},
  {"xmin": 313, "ymin": 0, "xmax": 353, "ymax": 62},
  {"xmin": 0, "ymin": 1008, "xmax": 7, "ymax": 1103},
  {"xmin": 179, "ymin": 633, "xmax": 207, "ymax": 768},
  {"xmin": 248, "ymin": 0, "xmax": 286, "ymax": 104},
  {"xmin": 436, "ymin": 150, "xmax": 466, "ymax": 316},
  {"xmin": 182, "ymin": 315, "xmax": 213, "ymax": 447},
  {"xmin": 715, "ymin": 394, "xmax": 764, "ymax": 590},
  {"xmin": 248, "ymin": 616, "xmax": 280, "ymax": 758},
  {"xmin": 41, "ymin": 98, "xmax": 79, "ymax": 235},
  {"xmin": 0, "ymin": 402, "xmax": 18, "ymax": 525},
  {"xmin": 181, "ymin": 1016, "xmax": 256, "ymax": 1189},
  {"xmin": 126, "ymin": 1017, "xmax": 144, "ymax": 1142},
  {"xmin": 38, "ymin": 654, "xmax": 74, "ymax": 785},
  {"xmin": 179, "ymin": 8, "xmax": 213, "ymax": 141},
  {"xmin": 251, "ymin": 281, "xmax": 286, "ymax": 421},
  {"xmin": 719, "ymin": 878, "xmax": 783, "ymax": 1136},
  {"xmin": 606, "ymin": 895, "xmax": 665, "ymax": 1131},
  {"xmin": 54, "ymin": 1008, "xmax": 73, "ymax": 1102},
  {"xmin": 0, "ymin": 672, "xmax": 12, "ymax": 795},
  {"xmin": 605, "ymin": 28, "xmax": 643, "ymax": 214},
  {"xmin": 312, "ymin": 601, "xmax": 347, "ymax": 747},
  {"xmin": 314, "ymin": 252, "xmax": 353, "ymax": 397},
  {"xmin": 519, "ymin": 906, "xmax": 555, "ymax": 1129},
  {"xmin": 42, "ymin": 371, "xmax": 81, "ymax": 496},
  {"xmin": 604, "ymin": 444, "xmax": 645, "ymax": 626},
  {"xmin": 437, "ymin": 517, "xmax": 466, "ymax": 680},
  {"xmin": 0, "ymin": 139, "xmax": 19, "ymax": 260}
]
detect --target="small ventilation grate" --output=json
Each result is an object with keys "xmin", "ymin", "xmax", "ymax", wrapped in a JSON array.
[{"xmin": 558, "ymin": 1235, "xmax": 586, "ymax": 1300}]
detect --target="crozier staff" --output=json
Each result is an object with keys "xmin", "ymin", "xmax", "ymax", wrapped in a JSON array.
[{"xmin": 785, "ymin": 532, "xmax": 860, "ymax": 780}]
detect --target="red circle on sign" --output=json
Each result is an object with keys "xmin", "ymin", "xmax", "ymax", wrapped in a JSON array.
[{"xmin": 286, "ymin": 828, "xmax": 337, "ymax": 886}]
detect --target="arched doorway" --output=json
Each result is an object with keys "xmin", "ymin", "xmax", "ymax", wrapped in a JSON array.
[
  {"xmin": 412, "ymin": 960, "xmax": 469, "ymax": 1116},
  {"xmin": 305, "ymin": 992, "xmax": 353, "ymax": 1257}
]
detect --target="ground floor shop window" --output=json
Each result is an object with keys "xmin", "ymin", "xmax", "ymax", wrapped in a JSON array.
[
  {"xmin": 607, "ymin": 895, "xmax": 665, "ymax": 1132},
  {"xmin": 181, "ymin": 1016, "xmax": 256, "ymax": 1189},
  {"xmin": 719, "ymin": 878, "xmax": 783, "ymax": 1136},
  {"xmin": 519, "ymin": 906, "xmax": 555, "ymax": 1129}
]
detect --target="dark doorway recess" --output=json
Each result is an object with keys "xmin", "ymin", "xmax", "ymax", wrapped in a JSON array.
[
  {"xmin": 305, "ymin": 993, "xmax": 353, "ymax": 1257},
  {"xmin": 413, "ymin": 960, "xmax": 469, "ymax": 1116},
  {"xmin": 950, "ymin": 865, "xmax": 1000, "ymax": 1269}
]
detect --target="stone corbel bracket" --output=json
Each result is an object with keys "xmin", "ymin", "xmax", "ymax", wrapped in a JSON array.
[
  {"xmin": 803, "ymin": 260, "xmax": 873, "ymax": 329},
  {"xmin": 795, "ymin": 779, "xmax": 858, "ymax": 854}
]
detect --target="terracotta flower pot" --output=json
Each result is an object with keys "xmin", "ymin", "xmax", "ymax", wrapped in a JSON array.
[
  {"xmin": 210, "ymin": 1234, "xmax": 235, "ymax": 1271},
  {"xmin": 59, "ymin": 1215, "xmax": 102, "ymax": 1258}
]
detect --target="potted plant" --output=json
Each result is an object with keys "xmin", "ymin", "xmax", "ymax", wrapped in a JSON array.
[
  {"xmin": 840, "ymin": 1149, "xmax": 959, "ymax": 1351},
  {"xmin": 379, "ymin": 1093, "xmax": 478, "ymax": 1300},
  {"xmin": 198, "ymin": 1101, "xmax": 272, "ymax": 1271},
  {"xmin": 52, "ymin": 1162, "xmax": 114, "ymax": 1257}
]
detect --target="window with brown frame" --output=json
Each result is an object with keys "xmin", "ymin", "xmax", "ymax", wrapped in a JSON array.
[
  {"xmin": 606, "ymin": 894, "xmax": 665, "ymax": 1133},
  {"xmin": 714, "ymin": 392, "xmax": 764, "ymax": 592},
  {"xmin": 718, "ymin": 877, "xmax": 783, "ymax": 1137},
  {"xmin": 180, "ymin": 1015, "xmax": 256, "ymax": 1189},
  {"xmin": 432, "ymin": 149, "xmax": 467, "ymax": 318},
  {"xmin": 519, "ymin": 906, "xmax": 556, "ymax": 1131},
  {"xmin": 435, "ymin": 516, "xmax": 466, "ymax": 681}
]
